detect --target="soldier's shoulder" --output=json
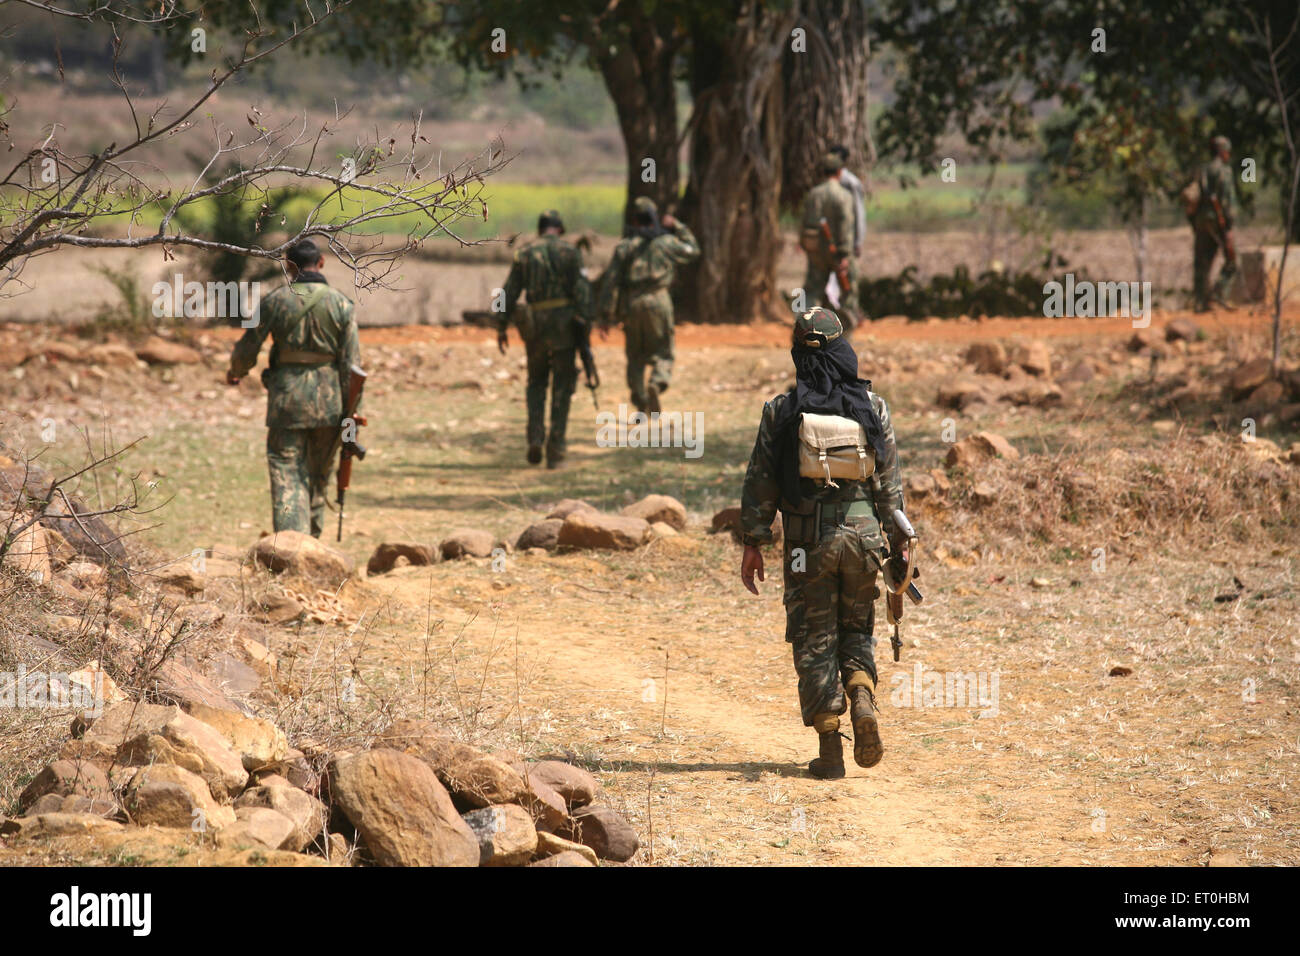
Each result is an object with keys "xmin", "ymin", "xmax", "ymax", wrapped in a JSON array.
[{"xmin": 322, "ymin": 285, "xmax": 353, "ymax": 308}]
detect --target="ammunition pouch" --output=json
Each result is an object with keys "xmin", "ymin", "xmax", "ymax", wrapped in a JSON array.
[{"xmin": 781, "ymin": 498, "xmax": 874, "ymax": 545}]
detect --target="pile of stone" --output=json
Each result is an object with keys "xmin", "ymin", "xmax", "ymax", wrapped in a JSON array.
[
  {"xmin": 934, "ymin": 341, "xmax": 1072, "ymax": 413},
  {"xmin": 1, "ymin": 706, "xmax": 637, "ymax": 868},
  {"xmin": 364, "ymin": 494, "xmax": 691, "ymax": 576}
]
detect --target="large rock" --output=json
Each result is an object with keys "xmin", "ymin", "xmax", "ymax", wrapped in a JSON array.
[
  {"xmin": 513, "ymin": 760, "xmax": 599, "ymax": 809},
  {"xmin": 963, "ymin": 342, "xmax": 1007, "ymax": 376},
  {"xmin": 103, "ymin": 707, "xmax": 248, "ymax": 800},
  {"xmin": 184, "ymin": 703, "xmax": 289, "ymax": 771},
  {"xmin": 1229, "ymin": 358, "xmax": 1274, "ymax": 397},
  {"xmin": 328, "ymin": 749, "xmax": 479, "ymax": 867},
  {"xmin": 135, "ymin": 336, "xmax": 202, "ymax": 365},
  {"xmin": 215, "ymin": 807, "xmax": 299, "ymax": 851},
  {"xmin": 366, "ymin": 542, "xmax": 436, "ymax": 575},
  {"xmin": 557, "ymin": 805, "xmax": 639, "ymax": 862},
  {"xmin": 1009, "ymin": 341, "xmax": 1051, "ymax": 377},
  {"xmin": 72, "ymin": 701, "xmax": 179, "ymax": 756},
  {"xmin": 621, "ymin": 494, "xmax": 687, "ymax": 531},
  {"xmin": 462, "ymin": 804, "xmax": 538, "ymax": 866},
  {"xmin": 123, "ymin": 764, "xmax": 236, "ymax": 830},
  {"xmin": 439, "ymin": 529, "xmax": 496, "ymax": 560},
  {"xmin": 534, "ymin": 830, "xmax": 599, "ymax": 865},
  {"xmin": 945, "ymin": 432, "xmax": 1019, "ymax": 470},
  {"xmin": 249, "ymin": 531, "xmax": 352, "ymax": 585},
  {"xmin": 18, "ymin": 759, "xmax": 111, "ymax": 812},
  {"xmin": 557, "ymin": 510, "xmax": 650, "ymax": 551},
  {"xmin": 234, "ymin": 785, "xmax": 325, "ymax": 852},
  {"xmin": 514, "ymin": 519, "xmax": 564, "ymax": 551},
  {"xmin": 545, "ymin": 498, "xmax": 598, "ymax": 520}
]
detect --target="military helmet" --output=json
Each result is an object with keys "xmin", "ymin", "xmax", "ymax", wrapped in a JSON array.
[
  {"xmin": 821, "ymin": 152, "xmax": 844, "ymax": 176},
  {"xmin": 537, "ymin": 208, "xmax": 565, "ymax": 234},
  {"xmin": 793, "ymin": 306, "xmax": 844, "ymax": 349},
  {"xmin": 632, "ymin": 196, "xmax": 658, "ymax": 215}
]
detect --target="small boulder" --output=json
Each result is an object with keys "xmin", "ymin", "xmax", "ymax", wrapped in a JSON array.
[
  {"xmin": 546, "ymin": 498, "xmax": 598, "ymax": 521},
  {"xmin": 18, "ymin": 759, "xmax": 111, "ymax": 812},
  {"xmin": 233, "ymin": 785, "xmax": 325, "ymax": 852},
  {"xmin": 123, "ymin": 764, "xmax": 236, "ymax": 830},
  {"xmin": 136, "ymin": 336, "xmax": 203, "ymax": 365},
  {"xmin": 528, "ymin": 849, "xmax": 596, "ymax": 867},
  {"xmin": 184, "ymin": 703, "xmax": 289, "ymax": 771},
  {"xmin": 85, "ymin": 343, "xmax": 138, "ymax": 368},
  {"xmin": 514, "ymin": 519, "xmax": 564, "ymax": 551},
  {"xmin": 249, "ymin": 531, "xmax": 352, "ymax": 586},
  {"xmin": 328, "ymin": 749, "xmax": 479, "ymax": 867},
  {"xmin": 1009, "ymin": 341, "xmax": 1051, "ymax": 377},
  {"xmin": 1229, "ymin": 358, "xmax": 1274, "ymax": 397},
  {"xmin": 557, "ymin": 511, "xmax": 650, "ymax": 551},
  {"xmin": 216, "ymin": 806, "xmax": 298, "ymax": 851},
  {"xmin": 710, "ymin": 506, "xmax": 741, "ymax": 534},
  {"xmin": 1057, "ymin": 360, "xmax": 1095, "ymax": 385},
  {"xmin": 513, "ymin": 760, "xmax": 599, "ymax": 809},
  {"xmin": 461, "ymin": 804, "xmax": 538, "ymax": 866},
  {"xmin": 1246, "ymin": 380, "xmax": 1285, "ymax": 410},
  {"xmin": 557, "ymin": 805, "xmax": 639, "ymax": 862},
  {"xmin": 945, "ymin": 432, "xmax": 1019, "ymax": 470},
  {"xmin": 439, "ymin": 529, "xmax": 497, "ymax": 560},
  {"xmin": 534, "ymin": 830, "xmax": 599, "ymax": 865},
  {"xmin": 1165, "ymin": 318, "xmax": 1200, "ymax": 342},
  {"xmin": 906, "ymin": 473, "xmax": 938, "ymax": 500},
  {"xmin": 621, "ymin": 494, "xmax": 687, "ymax": 531},
  {"xmin": 964, "ymin": 342, "xmax": 1007, "ymax": 376},
  {"xmin": 366, "ymin": 542, "xmax": 436, "ymax": 575}
]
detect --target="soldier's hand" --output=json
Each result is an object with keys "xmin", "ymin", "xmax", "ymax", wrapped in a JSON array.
[
  {"xmin": 741, "ymin": 544, "xmax": 765, "ymax": 595},
  {"xmin": 225, "ymin": 369, "xmax": 241, "ymax": 386},
  {"xmin": 497, "ymin": 330, "xmax": 508, "ymax": 354}
]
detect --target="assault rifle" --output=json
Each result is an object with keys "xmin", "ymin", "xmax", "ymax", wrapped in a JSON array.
[
  {"xmin": 575, "ymin": 318, "xmax": 601, "ymax": 409},
  {"xmin": 884, "ymin": 509, "xmax": 923, "ymax": 661},
  {"xmin": 818, "ymin": 217, "xmax": 854, "ymax": 307},
  {"xmin": 336, "ymin": 364, "xmax": 368, "ymax": 542}
]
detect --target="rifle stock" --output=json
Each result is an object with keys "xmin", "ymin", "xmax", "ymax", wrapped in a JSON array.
[{"xmin": 818, "ymin": 218, "xmax": 853, "ymax": 306}]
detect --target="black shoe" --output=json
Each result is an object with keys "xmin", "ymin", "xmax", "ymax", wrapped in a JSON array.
[
  {"xmin": 850, "ymin": 686, "xmax": 884, "ymax": 768},
  {"xmin": 546, "ymin": 455, "xmax": 566, "ymax": 471},
  {"xmin": 646, "ymin": 384, "xmax": 662, "ymax": 415},
  {"xmin": 527, "ymin": 445, "xmax": 543, "ymax": 465},
  {"xmin": 808, "ymin": 730, "xmax": 846, "ymax": 780}
]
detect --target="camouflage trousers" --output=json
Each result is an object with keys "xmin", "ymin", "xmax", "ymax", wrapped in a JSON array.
[
  {"xmin": 782, "ymin": 522, "xmax": 881, "ymax": 727},
  {"xmin": 267, "ymin": 426, "xmax": 338, "ymax": 538},
  {"xmin": 1193, "ymin": 225, "xmax": 1237, "ymax": 309},
  {"xmin": 525, "ymin": 341, "xmax": 577, "ymax": 459},
  {"xmin": 804, "ymin": 258, "xmax": 860, "ymax": 328},
  {"xmin": 624, "ymin": 291, "xmax": 675, "ymax": 410}
]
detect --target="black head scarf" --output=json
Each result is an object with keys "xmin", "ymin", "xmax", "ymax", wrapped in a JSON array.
[{"xmin": 772, "ymin": 335, "xmax": 887, "ymax": 507}]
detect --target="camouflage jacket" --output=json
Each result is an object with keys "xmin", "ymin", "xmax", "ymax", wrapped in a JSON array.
[
  {"xmin": 597, "ymin": 221, "xmax": 700, "ymax": 321},
  {"xmin": 801, "ymin": 179, "xmax": 855, "ymax": 262},
  {"xmin": 839, "ymin": 167, "xmax": 867, "ymax": 250},
  {"xmin": 740, "ymin": 390, "xmax": 905, "ymax": 551},
  {"xmin": 1193, "ymin": 157, "xmax": 1240, "ymax": 232},
  {"xmin": 229, "ymin": 275, "xmax": 361, "ymax": 430},
  {"xmin": 501, "ymin": 234, "xmax": 593, "ymax": 349}
]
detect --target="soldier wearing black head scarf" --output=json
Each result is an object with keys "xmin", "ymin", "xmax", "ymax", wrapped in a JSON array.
[{"xmin": 739, "ymin": 307, "xmax": 906, "ymax": 779}]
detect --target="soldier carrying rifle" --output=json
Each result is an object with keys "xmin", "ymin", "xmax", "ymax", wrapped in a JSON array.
[
  {"xmin": 738, "ymin": 307, "xmax": 913, "ymax": 780},
  {"xmin": 226, "ymin": 238, "xmax": 364, "ymax": 538}
]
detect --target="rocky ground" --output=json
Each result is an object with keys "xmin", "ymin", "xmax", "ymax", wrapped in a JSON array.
[{"xmin": 1, "ymin": 301, "xmax": 1298, "ymax": 867}]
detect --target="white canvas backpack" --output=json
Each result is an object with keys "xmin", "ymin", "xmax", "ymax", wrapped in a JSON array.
[{"xmin": 797, "ymin": 413, "xmax": 874, "ymax": 487}]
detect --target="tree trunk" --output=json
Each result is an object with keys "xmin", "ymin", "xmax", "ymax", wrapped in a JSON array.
[
  {"xmin": 678, "ymin": 2, "xmax": 797, "ymax": 322},
  {"xmin": 779, "ymin": 0, "xmax": 873, "ymax": 210},
  {"xmin": 591, "ymin": 15, "xmax": 683, "ymax": 227}
]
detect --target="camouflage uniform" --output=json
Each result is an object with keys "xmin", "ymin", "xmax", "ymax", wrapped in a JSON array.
[
  {"xmin": 597, "ymin": 198, "xmax": 700, "ymax": 411},
  {"xmin": 229, "ymin": 274, "xmax": 360, "ymax": 537},
  {"xmin": 501, "ymin": 223, "xmax": 593, "ymax": 464},
  {"xmin": 740, "ymin": 328, "xmax": 904, "ymax": 732},
  {"xmin": 801, "ymin": 167, "xmax": 860, "ymax": 326},
  {"xmin": 1192, "ymin": 141, "xmax": 1240, "ymax": 310}
]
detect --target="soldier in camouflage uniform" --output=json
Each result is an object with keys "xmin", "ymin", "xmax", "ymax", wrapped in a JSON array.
[
  {"xmin": 739, "ymin": 307, "xmax": 905, "ymax": 779},
  {"xmin": 226, "ymin": 238, "xmax": 361, "ymax": 537},
  {"xmin": 498, "ymin": 209, "xmax": 593, "ymax": 468},
  {"xmin": 597, "ymin": 196, "xmax": 699, "ymax": 413},
  {"xmin": 1191, "ymin": 135, "xmax": 1240, "ymax": 312},
  {"xmin": 800, "ymin": 154, "xmax": 860, "ymax": 329}
]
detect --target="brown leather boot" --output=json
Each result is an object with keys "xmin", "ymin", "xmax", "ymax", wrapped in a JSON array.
[
  {"xmin": 808, "ymin": 729, "xmax": 846, "ymax": 780},
  {"xmin": 850, "ymin": 685, "xmax": 884, "ymax": 768}
]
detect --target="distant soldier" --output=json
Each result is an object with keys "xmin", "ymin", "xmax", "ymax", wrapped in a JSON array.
[
  {"xmin": 597, "ymin": 196, "xmax": 699, "ymax": 414},
  {"xmin": 738, "ymin": 307, "xmax": 906, "ymax": 779},
  {"xmin": 1189, "ymin": 135, "xmax": 1240, "ymax": 312},
  {"xmin": 226, "ymin": 238, "xmax": 362, "ymax": 538},
  {"xmin": 830, "ymin": 144, "xmax": 867, "ymax": 259},
  {"xmin": 497, "ymin": 210, "xmax": 593, "ymax": 469},
  {"xmin": 800, "ymin": 153, "xmax": 860, "ymax": 329}
]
